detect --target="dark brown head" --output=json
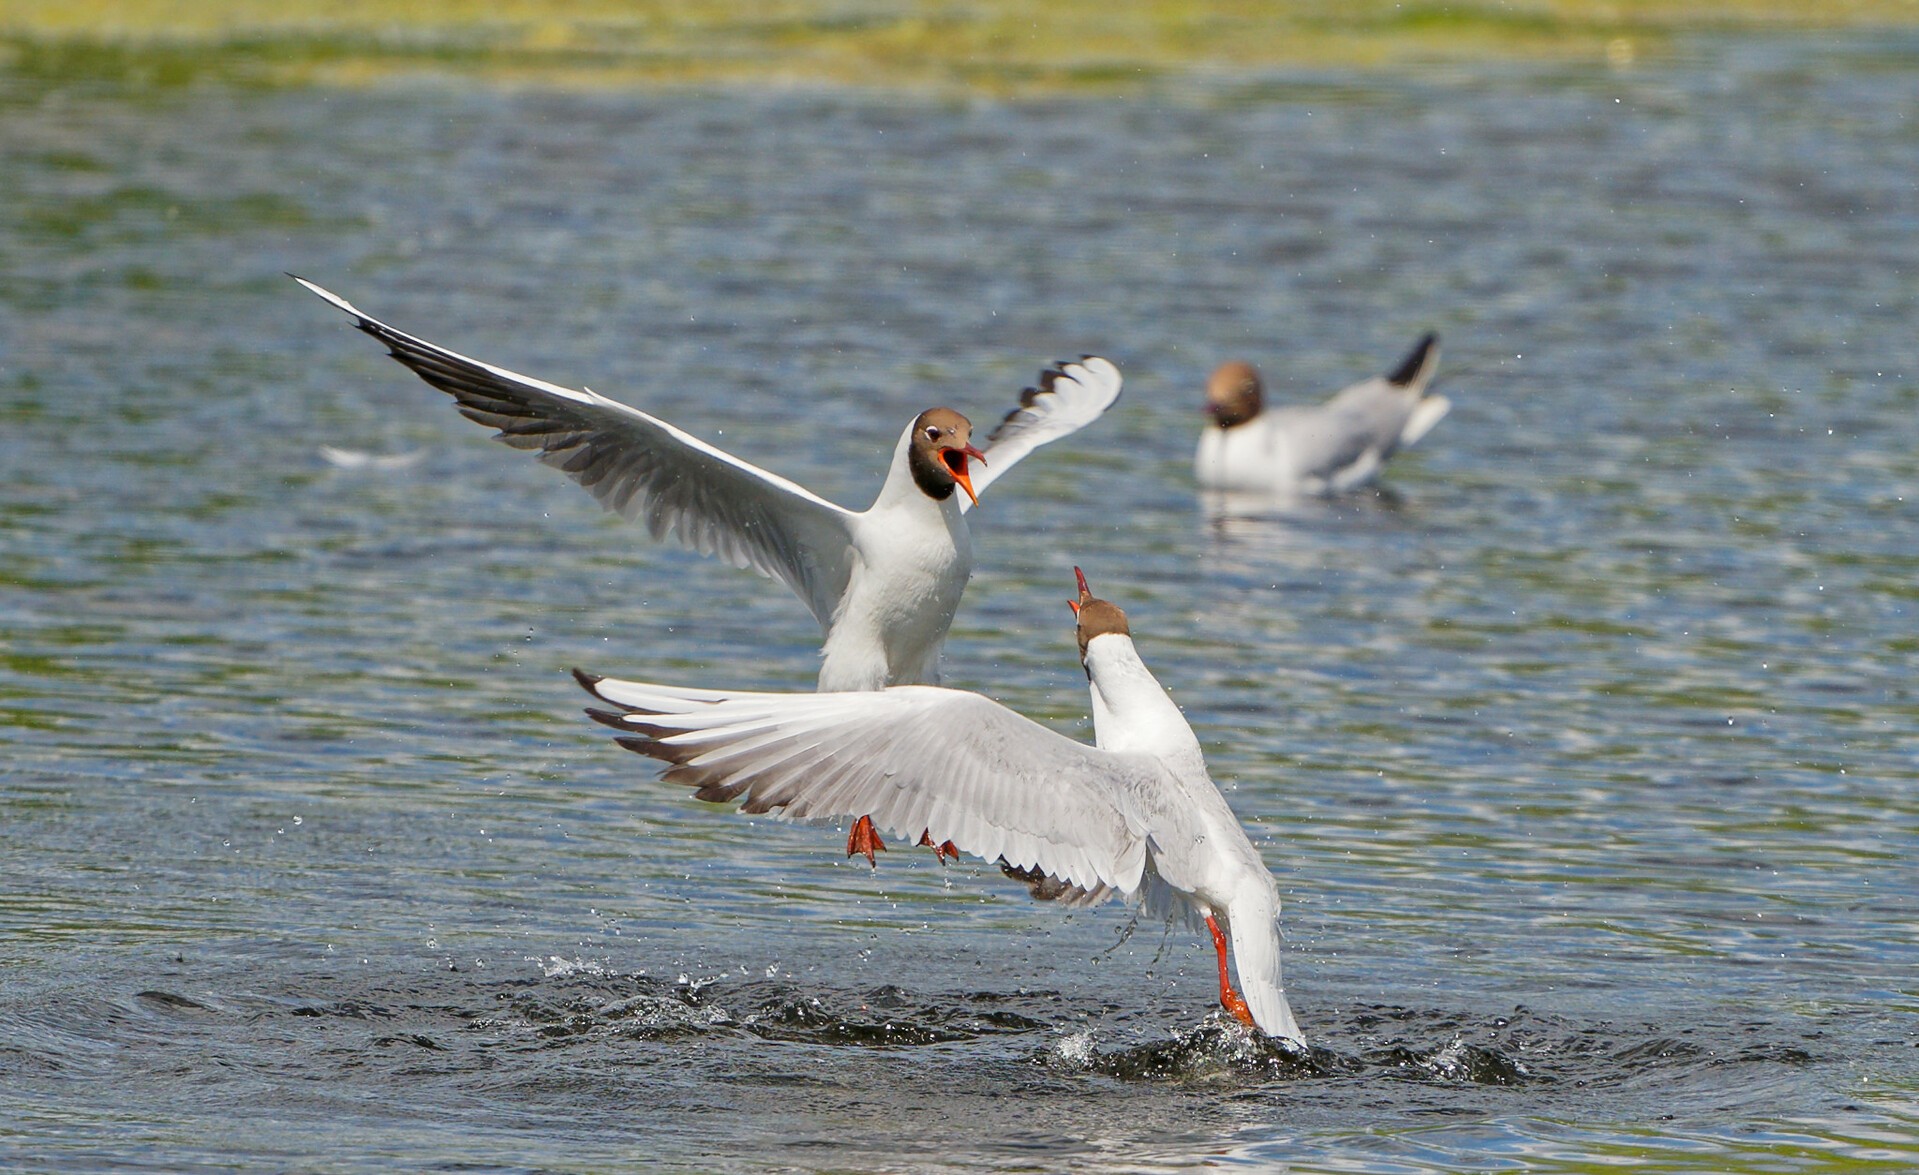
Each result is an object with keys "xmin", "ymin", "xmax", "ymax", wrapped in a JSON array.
[
  {"xmin": 1067, "ymin": 566, "xmax": 1131, "ymax": 661},
  {"xmin": 1204, "ymin": 361, "xmax": 1263, "ymax": 429},
  {"xmin": 907, "ymin": 407, "xmax": 986, "ymax": 506}
]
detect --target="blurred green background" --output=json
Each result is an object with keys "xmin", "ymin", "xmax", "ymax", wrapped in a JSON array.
[{"xmin": 5, "ymin": 0, "xmax": 1917, "ymax": 91}]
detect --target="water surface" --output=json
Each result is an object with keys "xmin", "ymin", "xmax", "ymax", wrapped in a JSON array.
[{"xmin": 2, "ymin": 35, "xmax": 1916, "ymax": 1173}]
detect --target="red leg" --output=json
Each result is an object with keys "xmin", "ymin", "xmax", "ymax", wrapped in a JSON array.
[
  {"xmin": 846, "ymin": 815, "xmax": 886, "ymax": 866},
  {"xmin": 1206, "ymin": 913, "xmax": 1256, "ymax": 1028},
  {"xmin": 917, "ymin": 830, "xmax": 960, "ymax": 864}
]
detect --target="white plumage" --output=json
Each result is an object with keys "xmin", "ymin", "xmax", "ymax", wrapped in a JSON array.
[
  {"xmin": 576, "ymin": 569, "xmax": 1305, "ymax": 1044},
  {"xmin": 295, "ymin": 276, "xmax": 1121, "ymax": 693}
]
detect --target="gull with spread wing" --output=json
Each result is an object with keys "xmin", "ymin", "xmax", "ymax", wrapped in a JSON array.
[
  {"xmin": 297, "ymin": 277, "xmax": 1121, "ymax": 864},
  {"xmin": 574, "ymin": 567, "xmax": 1306, "ymax": 1044},
  {"xmin": 1197, "ymin": 332, "xmax": 1447, "ymax": 496}
]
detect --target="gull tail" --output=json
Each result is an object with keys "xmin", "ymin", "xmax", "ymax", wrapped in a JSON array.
[
  {"xmin": 1399, "ymin": 394, "xmax": 1451, "ymax": 449},
  {"xmin": 1228, "ymin": 890, "xmax": 1305, "ymax": 1045}
]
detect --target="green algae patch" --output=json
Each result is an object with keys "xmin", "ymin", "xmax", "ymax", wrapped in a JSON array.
[{"xmin": 6, "ymin": 0, "xmax": 1919, "ymax": 93}]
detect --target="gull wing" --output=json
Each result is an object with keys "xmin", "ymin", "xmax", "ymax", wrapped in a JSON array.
[
  {"xmin": 961, "ymin": 356, "xmax": 1122, "ymax": 512},
  {"xmin": 1382, "ymin": 331, "xmax": 1447, "ymax": 449},
  {"xmin": 1295, "ymin": 333, "xmax": 1444, "ymax": 482},
  {"xmin": 1383, "ymin": 331, "xmax": 1441, "ymax": 395},
  {"xmin": 576, "ymin": 672, "xmax": 1156, "ymax": 897},
  {"xmin": 1280, "ymin": 398, "xmax": 1395, "ymax": 486},
  {"xmin": 296, "ymin": 277, "xmax": 858, "ymax": 629}
]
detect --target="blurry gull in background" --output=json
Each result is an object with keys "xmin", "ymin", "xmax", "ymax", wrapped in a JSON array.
[{"xmin": 1196, "ymin": 332, "xmax": 1447, "ymax": 498}]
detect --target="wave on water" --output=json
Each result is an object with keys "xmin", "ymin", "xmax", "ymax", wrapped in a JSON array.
[
  {"xmin": 2, "ymin": 964, "xmax": 1878, "ymax": 1175},
  {"xmin": 67, "ymin": 968, "xmax": 1828, "ymax": 1098},
  {"xmin": 481, "ymin": 973, "xmax": 1057, "ymax": 1049},
  {"xmin": 480, "ymin": 975, "xmax": 1829, "ymax": 1096}
]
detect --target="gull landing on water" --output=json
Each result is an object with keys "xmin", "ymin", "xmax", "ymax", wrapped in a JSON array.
[
  {"xmin": 294, "ymin": 277, "xmax": 1121, "ymax": 864},
  {"xmin": 1196, "ymin": 333, "xmax": 1447, "ymax": 497},
  {"xmin": 575, "ymin": 567, "xmax": 1306, "ymax": 1044}
]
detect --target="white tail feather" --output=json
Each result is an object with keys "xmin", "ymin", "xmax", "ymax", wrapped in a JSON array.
[
  {"xmin": 1400, "ymin": 394, "xmax": 1452, "ymax": 449},
  {"xmin": 1228, "ymin": 890, "xmax": 1304, "ymax": 1044}
]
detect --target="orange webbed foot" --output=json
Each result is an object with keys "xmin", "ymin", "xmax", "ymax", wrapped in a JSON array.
[
  {"xmin": 846, "ymin": 815, "xmax": 886, "ymax": 866},
  {"xmin": 1221, "ymin": 987, "xmax": 1257, "ymax": 1028},
  {"xmin": 917, "ymin": 830, "xmax": 960, "ymax": 864}
]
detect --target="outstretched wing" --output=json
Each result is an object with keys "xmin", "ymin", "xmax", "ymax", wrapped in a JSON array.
[
  {"xmin": 576, "ymin": 672, "xmax": 1158, "ymax": 898},
  {"xmin": 296, "ymin": 277, "xmax": 858, "ymax": 628},
  {"xmin": 961, "ymin": 355, "xmax": 1122, "ymax": 511}
]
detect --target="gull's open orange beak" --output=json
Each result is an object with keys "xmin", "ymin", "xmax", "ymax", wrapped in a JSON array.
[
  {"xmin": 1069, "ymin": 565, "xmax": 1092, "ymax": 614},
  {"xmin": 943, "ymin": 444, "xmax": 987, "ymax": 507}
]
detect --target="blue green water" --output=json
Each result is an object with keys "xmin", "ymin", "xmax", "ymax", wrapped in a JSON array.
[{"xmin": 2, "ymin": 34, "xmax": 1916, "ymax": 1173}]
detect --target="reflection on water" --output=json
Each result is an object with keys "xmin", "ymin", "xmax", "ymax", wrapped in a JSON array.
[{"xmin": 2, "ymin": 32, "xmax": 1917, "ymax": 1174}]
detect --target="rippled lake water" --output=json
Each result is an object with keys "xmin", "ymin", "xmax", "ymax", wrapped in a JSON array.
[{"xmin": 3, "ymin": 33, "xmax": 1917, "ymax": 1173}]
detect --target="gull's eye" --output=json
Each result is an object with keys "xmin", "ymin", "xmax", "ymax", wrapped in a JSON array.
[{"xmin": 924, "ymin": 426, "xmax": 942, "ymax": 442}]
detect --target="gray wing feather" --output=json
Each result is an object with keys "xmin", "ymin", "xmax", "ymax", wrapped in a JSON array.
[
  {"xmin": 1284, "ymin": 333, "xmax": 1445, "ymax": 485},
  {"xmin": 1268, "ymin": 381, "xmax": 1412, "ymax": 488},
  {"xmin": 962, "ymin": 355, "xmax": 1122, "ymax": 511},
  {"xmin": 296, "ymin": 276, "xmax": 857, "ymax": 628},
  {"xmin": 579, "ymin": 675, "xmax": 1156, "ymax": 897}
]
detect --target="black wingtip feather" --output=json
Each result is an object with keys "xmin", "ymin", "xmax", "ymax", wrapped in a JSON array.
[
  {"xmin": 606, "ymin": 725, "xmax": 699, "ymax": 764},
  {"xmin": 571, "ymin": 667, "xmax": 605, "ymax": 694},
  {"xmin": 1387, "ymin": 332, "xmax": 1440, "ymax": 387},
  {"xmin": 691, "ymin": 781, "xmax": 753, "ymax": 804}
]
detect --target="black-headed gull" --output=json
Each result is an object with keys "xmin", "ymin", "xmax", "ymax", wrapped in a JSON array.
[
  {"xmin": 296, "ymin": 277, "xmax": 1121, "ymax": 865},
  {"xmin": 574, "ymin": 567, "xmax": 1306, "ymax": 1043},
  {"xmin": 1196, "ymin": 333, "xmax": 1446, "ymax": 496}
]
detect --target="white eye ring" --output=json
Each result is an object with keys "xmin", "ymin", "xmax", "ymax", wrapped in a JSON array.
[{"xmin": 924, "ymin": 426, "xmax": 942, "ymax": 442}]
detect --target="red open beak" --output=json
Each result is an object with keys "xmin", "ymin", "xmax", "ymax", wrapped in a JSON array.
[
  {"xmin": 1069, "ymin": 565, "xmax": 1091, "ymax": 613},
  {"xmin": 943, "ymin": 444, "xmax": 987, "ymax": 507}
]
